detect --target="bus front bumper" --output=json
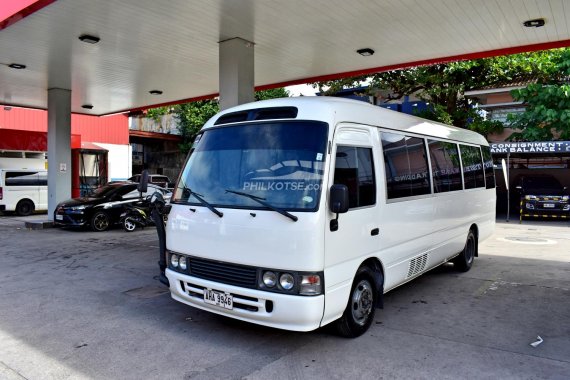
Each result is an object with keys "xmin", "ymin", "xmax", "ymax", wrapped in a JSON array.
[{"xmin": 166, "ymin": 269, "xmax": 325, "ymax": 332}]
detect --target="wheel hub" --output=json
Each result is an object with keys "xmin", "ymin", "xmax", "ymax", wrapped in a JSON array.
[{"xmin": 351, "ymin": 280, "xmax": 373, "ymax": 326}]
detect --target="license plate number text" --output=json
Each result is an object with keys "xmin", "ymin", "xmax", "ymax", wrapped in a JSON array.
[{"xmin": 203, "ymin": 289, "xmax": 233, "ymax": 310}]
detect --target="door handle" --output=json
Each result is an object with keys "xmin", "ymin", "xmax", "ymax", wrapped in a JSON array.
[{"xmin": 371, "ymin": 228, "xmax": 379, "ymax": 236}]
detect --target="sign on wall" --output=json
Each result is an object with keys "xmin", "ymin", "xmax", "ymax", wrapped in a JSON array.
[{"xmin": 490, "ymin": 141, "xmax": 570, "ymax": 154}]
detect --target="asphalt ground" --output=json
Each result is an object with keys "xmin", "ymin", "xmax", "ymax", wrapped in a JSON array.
[{"xmin": 0, "ymin": 215, "xmax": 568, "ymax": 380}]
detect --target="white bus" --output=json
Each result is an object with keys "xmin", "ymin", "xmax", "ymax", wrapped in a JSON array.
[
  {"xmin": 0, "ymin": 169, "xmax": 48, "ymax": 216},
  {"xmin": 164, "ymin": 97, "xmax": 495, "ymax": 337}
]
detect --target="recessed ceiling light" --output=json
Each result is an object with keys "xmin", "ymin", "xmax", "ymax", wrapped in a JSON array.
[
  {"xmin": 79, "ymin": 34, "xmax": 100, "ymax": 44},
  {"xmin": 356, "ymin": 48, "xmax": 375, "ymax": 57},
  {"xmin": 8, "ymin": 63, "xmax": 26, "ymax": 69},
  {"xmin": 523, "ymin": 18, "xmax": 545, "ymax": 28},
  {"xmin": 82, "ymin": 104, "xmax": 94, "ymax": 109},
  {"xmin": 149, "ymin": 90, "xmax": 163, "ymax": 95}
]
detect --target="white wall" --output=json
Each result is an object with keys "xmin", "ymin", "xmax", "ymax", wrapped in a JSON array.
[
  {"xmin": 0, "ymin": 157, "xmax": 46, "ymax": 170},
  {"xmin": 96, "ymin": 143, "xmax": 132, "ymax": 181}
]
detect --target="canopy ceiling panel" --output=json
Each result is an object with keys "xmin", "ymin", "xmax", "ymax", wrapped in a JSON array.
[{"xmin": 1, "ymin": 0, "xmax": 569, "ymax": 115}]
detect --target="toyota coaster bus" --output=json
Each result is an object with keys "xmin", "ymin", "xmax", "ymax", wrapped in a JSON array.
[{"xmin": 164, "ymin": 97, "xmax": 495, "ymax": 337}]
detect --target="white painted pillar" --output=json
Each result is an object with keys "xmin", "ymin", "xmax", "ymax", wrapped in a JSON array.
[
  {"xmin": 47, "ymin": 88, "xmax": 72, "ymax": 220},
  {"xmin": 219, "ymin": 38, "xmax": 255, "ymax": 110}
]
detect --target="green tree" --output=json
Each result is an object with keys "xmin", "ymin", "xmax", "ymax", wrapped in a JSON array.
[
  {"xmin": 508, "ymin": 50, "xmax": 570, "ymax": 141},
  {"xmin": 146, "ymin": 88, "xmax": 290, "ymax": 153},
  {"xmin": 312, "ymin": 49, "xmax": 566, "ymax": 137}
]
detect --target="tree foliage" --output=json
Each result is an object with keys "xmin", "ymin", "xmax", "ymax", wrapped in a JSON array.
[
  {"xmin": 508, "ymin": 50, "xmax": 570, "ymax": 141},
  {"xmin": 312, "ymin": 49, "xmax": 566, "ymax": 137},
  {"xmin": 146, "ymin": 88, "xmax": 290, "ymax": 153}
]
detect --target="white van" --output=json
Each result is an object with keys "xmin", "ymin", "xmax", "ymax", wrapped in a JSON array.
[
  {"xmin": 0, "ymin": 169, "xmax": 48, "ymax": 215},
  {"xmin": 163, "ymin": 97, "xmax": 496, "ymax": 337}
]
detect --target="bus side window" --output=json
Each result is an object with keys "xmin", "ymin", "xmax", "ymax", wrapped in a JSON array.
[
  {"xmin": 428, "ymin": 140, "xmax": 462, "ymax": 193},
  {"xmin": 334, "ymin": 146, "xmax": 376, "ymax": 209},
  {"xmin": 460, "ymin": 145, "xmax": 485, "ymax": 189},
  {"xmin": 481, "ymin": 146, "xmax": 496, "ymax": 189},
  {"xmin": 381, "ymin": 132, "xmax": 430, "ymax": 199}
]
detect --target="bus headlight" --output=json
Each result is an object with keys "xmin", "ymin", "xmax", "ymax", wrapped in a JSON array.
[
  {"xmin": 279, "ymin": 273, "xmax": 295, "ymax": 290},
  {"xmin": 179, "ymin": 256, "xmax": 187, "ymax": 271},
  {"xmin": 262, "ymin": 271, "xmax": 277, "ymax": 287},
  {"xmin": 300, "ymin": 274, "xmax": 322, "ymax": 295},
  {"xmin": 170, "ymin": 254, "xmax": 179, "ymax": 268}
]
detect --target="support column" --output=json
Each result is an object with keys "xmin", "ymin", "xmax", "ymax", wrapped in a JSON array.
[
  {"xmin": 47, "ymin": 88, "xmax": 72, "ymax": 220},
  {"xmin": 219, "ymin": 37, "xmax": 255, "ymax": 110}
]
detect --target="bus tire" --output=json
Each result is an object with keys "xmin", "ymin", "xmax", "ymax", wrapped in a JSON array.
[
  {"xmin": 453, "ymin": 230, "xmax": 477, "ymax": 272},
  {"xmin": 16, "ymin": 199, "xmax": 35, "ymax": 216},
  {"xmin": 91, "ymin": 211, "xmax": 110, "ymax": 232},
  {"xmin": 335, "ymin": 266, "xmax": 376, "ymax": 338}
]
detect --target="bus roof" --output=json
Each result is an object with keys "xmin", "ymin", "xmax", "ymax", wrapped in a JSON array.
[{"xmin": 204, "ymin": 97, "xmax": 489, "ymax": 146}]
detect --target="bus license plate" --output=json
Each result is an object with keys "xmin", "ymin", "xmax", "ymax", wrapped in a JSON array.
[
  {"xmin": 203, "ymin": 289, "xmax": 233, "ymax": 310},
  {"xmin": 543, "ymin": 203, "xmax": 555, "ymax": 208}
]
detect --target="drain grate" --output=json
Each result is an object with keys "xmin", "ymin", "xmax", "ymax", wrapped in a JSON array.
[
  {"xmin": 505, "ymin": 237, "xmax": 548, "ymax": 243},
  {"xmin": 123, "ymin": 286, "xmax": 169, "ymax": 299},
  {"xmin": 500, "ymin": 236, "xmax": 557, "ymax": 245}
]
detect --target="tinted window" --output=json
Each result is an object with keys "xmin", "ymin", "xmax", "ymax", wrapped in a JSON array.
[
  {"xmin": 460, "ymin": 145, "xmax": 485, "ymax": 189},
  {"xmin": 38, "ymin": 172, "xmax": 48, "ymax": 186},
  {"xmin": 334, "ymin": 146, "xmax": 376, "ymax": 208},
  {"xmin": 481, "ymin": 146, "xmax": 495, "ymax": 189},
  {"xmin": 381, "ymin": 132, "xmax": 430, "ymax": 199},
  {"xmin": 174, "ymin": 121, "xmax": 328, "ymax": 211},
  {"xmin": 5, "ymin": 171, "xmax": 43, "ymax": 186},
  {"xmin": 427, "ymin": 140, "xmax": 463, "ymax": 193},
  {"xmin": 523, "ymin": 176, "xmax": 564, "ymax": 193}
]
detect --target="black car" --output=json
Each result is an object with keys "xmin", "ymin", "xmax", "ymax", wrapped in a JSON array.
[
  {"xmin": 54, "ymin": 182, "xmax": 171, "ymax": 231},
  {"xmin": 518, "ymin": 175, "xmax": 569, "ymax": 218},
  {"xmin": 128, "ymin": 174, "xmax": 172, "ymax": 189}
]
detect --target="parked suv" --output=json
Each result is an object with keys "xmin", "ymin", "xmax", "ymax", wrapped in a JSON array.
[
  {"xmin": 128, "ymin": 174, "xmax": 172, "ymax": 189},
  {"xmin": 517, "ymin": 175, "xmax": 569, "ymax": 218}
]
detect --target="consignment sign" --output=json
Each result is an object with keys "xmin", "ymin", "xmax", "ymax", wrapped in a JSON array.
[{"xmin": 490, "ymin": 141, "xmax": 570, "ymax": 154}]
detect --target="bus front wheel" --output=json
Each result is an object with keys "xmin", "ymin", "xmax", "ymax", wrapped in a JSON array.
[
  {"xmin": 335, "ymin": 266, "xmax": 377, "ymax": 338},
  {"xmin": 453, "ymin": 230, "xmax": 477, "ymax": 272}
]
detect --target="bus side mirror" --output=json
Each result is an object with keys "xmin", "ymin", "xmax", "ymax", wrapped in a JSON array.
[
  {"xmin": 138, "ymin": 170, "xmax": 149, "ymax": 195},
  {"xmin": 329, "ymin": 184, "xmax": 349, "ymax": 232}
]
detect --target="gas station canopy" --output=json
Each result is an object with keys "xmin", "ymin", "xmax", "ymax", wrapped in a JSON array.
[{"xmin": 2, "ymin": 0, "xmax": 570, "ymax": 116}]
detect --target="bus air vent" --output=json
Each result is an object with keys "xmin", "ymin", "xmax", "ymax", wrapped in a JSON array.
[
  {"xmin": 407, "ymin": 253, "xmax": 429, "ymax": 278},
  {"xmin": 214, "ymin": 107, "xmax": 298, "ymax": 125}
]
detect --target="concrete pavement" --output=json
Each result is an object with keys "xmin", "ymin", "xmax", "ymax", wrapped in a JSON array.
[{"xmin": 0, "ymin": 215, "xmax": 568, "ymax": 379}]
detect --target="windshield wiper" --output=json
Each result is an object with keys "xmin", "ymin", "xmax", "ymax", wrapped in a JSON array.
[
  {"xmin": 185, "ymin": 187, "xmax": 223, "ymax": 218},
  {"xmin": 225, "ymin": 189, "xmax": 298, "ymax": 222}
]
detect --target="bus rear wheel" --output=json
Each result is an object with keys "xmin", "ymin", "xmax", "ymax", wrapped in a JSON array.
[
  {"xmin": 335, "ymin": 266, "xmax": 376, "ymax": 338},
  {"xmin": 453, "ymin": 230, "xmax": 477, "ymax": 272},
  {"xmin": 16, "ymin": 199, "xmax": 34, "ymax": 216}
]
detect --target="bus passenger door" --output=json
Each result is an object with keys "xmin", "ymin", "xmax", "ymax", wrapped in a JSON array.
[{"xmin": 323, "ymin": 125, "xmax": 381, "ymax": 321}]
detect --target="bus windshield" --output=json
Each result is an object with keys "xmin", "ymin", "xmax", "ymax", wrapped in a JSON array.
[{"xmin": 173, "ymin": 121, "xmax": 329, "ymax": 211}]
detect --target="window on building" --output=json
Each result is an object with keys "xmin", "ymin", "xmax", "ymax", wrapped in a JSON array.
[
  {"xmin": 460, "ymin": 145, "xmax": 485, "ymax": 189},
  {"xmin": 334, "ymin": 146, "xmax": 376, "ymax": 208},
  {"xmin": 381, "ymin": 132, "xmax": 430, "ymax": 199},
  {"xmin": 427, "ymin": 140, "xmax": 463, "ymax": 193},
  {"xmin": 488, "ymin": 107, "xmax": 526, "ymax": 125}
]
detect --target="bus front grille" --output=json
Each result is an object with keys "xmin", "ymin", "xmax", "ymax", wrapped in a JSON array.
[{"xmin": 188, "ymin": 258, "xmax": 258, "ymax": 288}]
